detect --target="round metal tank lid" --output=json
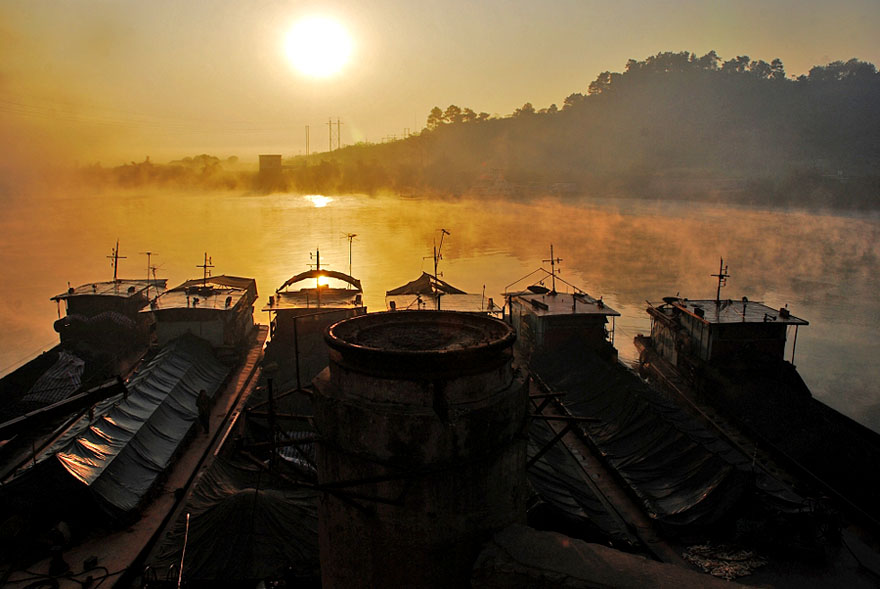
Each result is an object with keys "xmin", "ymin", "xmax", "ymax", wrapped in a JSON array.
[{"xmin": 326, "ymin": 310, "xmax": 515, "ymax": 377}]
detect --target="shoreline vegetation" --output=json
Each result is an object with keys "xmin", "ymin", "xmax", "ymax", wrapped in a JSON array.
[{"xmin": 73, "ymin": 51, "xmax": 880, "ymax": 211}]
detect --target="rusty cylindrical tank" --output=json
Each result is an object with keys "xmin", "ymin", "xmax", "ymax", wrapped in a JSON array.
[{"xmin": 313, "ymin": 310, "xmax": 527, "ymax": 588}]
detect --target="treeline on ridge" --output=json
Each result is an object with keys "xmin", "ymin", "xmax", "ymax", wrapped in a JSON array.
[{"xmin": 83, "ymin": 51, "xmax": 880, "ymax": 209}]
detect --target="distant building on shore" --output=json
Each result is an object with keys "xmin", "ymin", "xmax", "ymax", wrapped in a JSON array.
[{"xmin": 259, "ymin": 154, "xmax": 282, "ymax": 174}]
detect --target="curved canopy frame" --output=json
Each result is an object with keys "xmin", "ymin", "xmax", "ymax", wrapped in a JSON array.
[{"xmin": 277, "ymin": 269, "xmax": 362, "ymax": 293}]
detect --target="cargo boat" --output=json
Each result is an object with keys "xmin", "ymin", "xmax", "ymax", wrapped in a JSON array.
[
  {"xmin": 261, "ymin": 248, "xmax": 366, "ymax": 391},
  {"xmin": 500, "ymin": 250, "xmax": 880, "ymax": 586},
  {"xmin": 634, "ymin": 259, "xmax": 880, "ymax": 532},
  {"xmin": 1, "ymin": 244, "xmax": 166, "ymax": 477},
  {"xmin": 0, "ymin": 256, "xmax": 266, "ymax": 587}
]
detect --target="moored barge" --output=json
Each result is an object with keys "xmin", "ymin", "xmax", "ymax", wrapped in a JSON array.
[{"xmin": 635, "ymin": 259, "xmax": 880, "ymax": 531}]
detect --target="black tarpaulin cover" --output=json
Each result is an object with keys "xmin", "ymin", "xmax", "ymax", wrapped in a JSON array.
[
  {"xmin": 20, "ymin": 351, "xmax": 85, "ymax": 406},
  {"xmin": 53, "ymin": 334, "xmax": 229, "ymax": 514},
  {"xmin": 147, "ymin": 456, "xmax": 319, "ymax": 585},
  {"xmin": 531, "ymin": 347, "xmax": 805, "ymax": 530},
  {"xmin": 385, "ymin": 272, "xmax": 466, "ymax": 295},
  {"xmin": 528, "ymin": 417, "xmax": 635, "ymax": 546}
]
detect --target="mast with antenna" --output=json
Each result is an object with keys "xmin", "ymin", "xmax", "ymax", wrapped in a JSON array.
[
  {"xmin": 343, "ymin": 233, "xmax": 357, "ymax": 285},
  {"xmin": 712, "ymin": 257, "xmax": 730, "ymax": 304},
  {"xmin": 309, "ymin": 248, "xmax": 323, "ymax": 306},
  {"xmin": 433, "ymin": 228, "xmax": 450, "ymax": 280},
  {"xmin": 197, "ymin": 252, "xmax": 214, "ymax": 287},
  {"xmin": 543, "ymin": 244, "xmax": 562, "ymax": 294},
  {"xmin": 141, "ymin": 251, "xmax": 157, "ymax": 297},
  {"xmin": 107, "ymin": 239, "xmax": 126, "ymax": 284}
]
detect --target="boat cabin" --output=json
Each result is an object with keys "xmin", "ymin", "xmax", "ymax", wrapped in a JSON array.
[
  {"xmin": 51, "ymin": 279, "xmax": 165, "ymax": 318},
  {"xmin": 51, "ymin": 279, "xmax": 167, "ymax": 349},
  {"xmin": 646, "ymin": 297, "xmax": 808, "ymax": 367},
  {"xmin": 265, "ymin": 268, "xmax": 364, "ymax": 331},
  {"xmin": 503, "ymin": 245, "xmax": 619, "ymax": 362},
  {"xmin": 145, "ymin": 275, "xmax": 257, "ymax": 352},
  {"xmin": 263, "ymin": 266, "xmax": 366, "ymax": 372},
  {"xmin": 506, "ymin": 287, "xmax": 620, "ymax": 362}
]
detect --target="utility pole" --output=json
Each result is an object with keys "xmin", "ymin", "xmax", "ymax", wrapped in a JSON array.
[
  {"xmin": 336, "ymin": 118, "xmax": 343, "ymax": 150},
  {"xmin": 305, "ymin": 125, "xmax": 310, "ymax": 156},
  {"xmin": 326, "ymin": 118, "xmax": 333, "ymax": 151}
]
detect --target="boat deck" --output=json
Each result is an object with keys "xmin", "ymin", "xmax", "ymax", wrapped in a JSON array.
[
  {"xmin": 1, "ymin": 326, "xmax": 267, "ymax": 588},
  {"xmin": 634, "ymin": 335, "xmax": 880, "ymax": 586},
  {"xmin": 528, "ymin": 377, "xmax": 686, "ymax": 565},
  {"xmin": 508, "ymin": 290, "xmax": 620, "ymax": 318}
]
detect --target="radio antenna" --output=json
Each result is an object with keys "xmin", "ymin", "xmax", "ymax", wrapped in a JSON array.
[
  {"xmin": 107, "ymin": 239, "xmax": 126, "ymax": 284},
  {"xmin": 542, "ymin": 244, "xmax": 562, "ymax": 294},
  {"xmin": 196, "ymin": 252, "xmax": 214, "ymax": 286},
  {"xmin": 141, "ymin": 251, "xmax": 158, "ymax": 296},
  {"xmin": 343, "ymin": 233, "xmax": 357, "ymax": 283},
  {"xmin": 712, "ymin": 257, "xmax": 730, "ymax": 304}
]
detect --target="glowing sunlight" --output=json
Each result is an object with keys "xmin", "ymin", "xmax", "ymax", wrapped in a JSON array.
[
  {"xmin": 304, "ymin": 194, "xmax": 333, "ymax": 207},
  {"xmin": 284, "ymin": 17, "xmax": 353, "ymax": 78}
]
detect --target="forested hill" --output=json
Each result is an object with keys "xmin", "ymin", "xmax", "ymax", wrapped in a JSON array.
[
  {"xmin": 84, "ymin": 52, "xmax": 880, "ymax": 209},
  {"xmin": 295, "ymin": 51, "xmax": 880, "ymax": 208}
]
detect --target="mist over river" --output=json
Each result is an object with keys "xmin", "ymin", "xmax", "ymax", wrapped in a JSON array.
[{"xmin": 1, "ymin": 190, "xmax": 878, "ymax": 433}]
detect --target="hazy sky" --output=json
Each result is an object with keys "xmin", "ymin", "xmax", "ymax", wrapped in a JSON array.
[{"xmin": 2, "ymin": 0, "xmax": 878, "ymax": 165}]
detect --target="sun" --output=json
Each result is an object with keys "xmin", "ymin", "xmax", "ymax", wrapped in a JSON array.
[{"xmin": 284, "ymin": 17, "xmax": 353, "ymax": 78}]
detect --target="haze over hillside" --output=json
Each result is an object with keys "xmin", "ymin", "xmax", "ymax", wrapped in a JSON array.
[{"xmin": 77, "ymin": 52, "xmax": 880, "ymax": 209}]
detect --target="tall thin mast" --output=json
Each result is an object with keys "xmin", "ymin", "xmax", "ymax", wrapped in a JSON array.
[
  {"xmin": 107, "ymin": 239, "xmax": 126, "ymax": 286},
  {"xmin": 344, "ymin": 233, "xmax": 357, "ymax": 286},
  {"xmin": 543, "ymin": 244, "xmax": 562, "ymax": 294},
  {"xmin": 310, "ymin": 248, "xmax": 322, "ymax": 307},
  {"xmin": 197, "ymin": 252, "xmax": 214, "ymax": 287},
  {"xmin": 434, "ymin": 228, "xmax": 450, "ymax": 279},
  {"xmin": 141, "ymin": 251, "xmax": 157, "ymax": 297},
  {"xmin": 712, "ymin": 257, "xmax": 730, "ymax": 304}
]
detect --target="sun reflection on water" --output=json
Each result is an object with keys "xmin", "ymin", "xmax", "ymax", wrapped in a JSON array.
[{"xmin": 305, "ymin": 194, "xmax": 332, "ymax": 207}]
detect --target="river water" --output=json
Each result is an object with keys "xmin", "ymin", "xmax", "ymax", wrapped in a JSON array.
[{"xmin": 1, "ymin": 190, "xmax": 878, "ymax": 432}]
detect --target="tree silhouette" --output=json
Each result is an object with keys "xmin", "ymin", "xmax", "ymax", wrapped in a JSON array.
[
  {"xmin": 427, "ymin": 106, "xmax": 444, "ymax": 130},
  {"xmin": 444, "ymin": 104, "xmax": 463, "ymax": 124},
  {"xmin": 513, "ymin": 102, "xmax": 535, "ymax": 117}
]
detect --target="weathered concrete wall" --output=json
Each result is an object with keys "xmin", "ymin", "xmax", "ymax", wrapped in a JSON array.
[{"xmin": 314, "ymin": 311, "xmax": 528, "ymax": 588}]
